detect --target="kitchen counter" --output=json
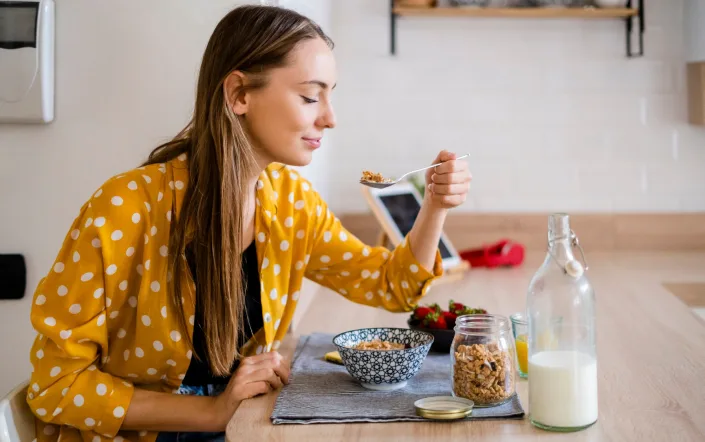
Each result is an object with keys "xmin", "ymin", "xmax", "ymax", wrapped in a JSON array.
[{"xmin": 226, "ymin": 251, "xmax": 705, "ymax": 441}]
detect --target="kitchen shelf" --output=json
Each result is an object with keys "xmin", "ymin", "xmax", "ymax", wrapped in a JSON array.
[
  {"xmin": 393, "ymin": 6, "xmax": 638, "ymax": 18},
  {"xmin": 389, "ymin": 1, "xmax": 645, "ymax": 57}
]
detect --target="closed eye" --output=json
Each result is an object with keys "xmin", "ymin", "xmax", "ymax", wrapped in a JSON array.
[{"xmin": 301, "ymin": 96, "xmax": 318, "ymax": 104}]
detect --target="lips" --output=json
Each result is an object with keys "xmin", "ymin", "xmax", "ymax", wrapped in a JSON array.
[{"xmin": 302, "ymin": 137, "xmax": 321, "ymax": 149}]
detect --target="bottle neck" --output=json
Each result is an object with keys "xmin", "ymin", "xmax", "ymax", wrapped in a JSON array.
[{"xmin": 547, "ymin": 213, "xmax": 575, "ymax": 265}]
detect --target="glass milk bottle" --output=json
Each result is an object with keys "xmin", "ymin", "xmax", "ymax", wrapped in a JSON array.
[{"xmin": 526, "ymin": 213, "xmax": 598, "ymax": 432}]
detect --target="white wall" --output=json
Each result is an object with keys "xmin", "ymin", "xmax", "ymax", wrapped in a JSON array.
[
  {"xmin": 685, "ymin": 0, "xmax": 705, "ymax": 62},
  {"xmin": 0, "ymin": 0, "xmax": 332, "ymax": 396},
  {"xmin": 327, "ymin": 0, "xmax": 705, "ymax": 213}
]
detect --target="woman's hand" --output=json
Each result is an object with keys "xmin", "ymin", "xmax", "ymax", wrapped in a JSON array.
[
  {"xmin": 211, "ymin": 351, "xmax": 290, "ymax": 429},
  {"xmin": 424, "ymin": 150, "xmax": 471, "ymax": 210}
]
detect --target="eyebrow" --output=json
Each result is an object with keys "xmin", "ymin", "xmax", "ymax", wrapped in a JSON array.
[{"xmin": 299, "ymin": 80, "xmax": 337, "ymax": 90}]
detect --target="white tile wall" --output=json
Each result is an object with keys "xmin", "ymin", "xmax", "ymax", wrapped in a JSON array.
[{"xmin": 325, "ymin": 0, "xmax": 705, "ymax": 213}]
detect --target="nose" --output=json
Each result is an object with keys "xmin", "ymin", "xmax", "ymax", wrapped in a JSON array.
[{"xmin": 319, "ymin": 101, "xmax": 336, "ymax": 129}]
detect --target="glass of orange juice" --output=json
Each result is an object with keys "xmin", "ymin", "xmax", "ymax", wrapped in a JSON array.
[{"xmin": 510, "ymin": 312, "xmax": 528, "ymax": 379}]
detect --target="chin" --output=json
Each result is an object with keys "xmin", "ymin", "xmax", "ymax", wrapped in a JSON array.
[{"xmin": 279, "ymin": 150, "xmax": 313, "ymax": 167}]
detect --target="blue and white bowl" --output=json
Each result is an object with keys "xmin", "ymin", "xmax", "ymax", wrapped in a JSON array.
[{"xmin": 332, "ymin": 327, "xmax": 434, "ymax": 391}]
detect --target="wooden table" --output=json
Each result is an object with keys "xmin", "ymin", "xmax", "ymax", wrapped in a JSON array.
[{"xmin": 227, "ymin": 252, "xmax": 705, "ymax": 441}]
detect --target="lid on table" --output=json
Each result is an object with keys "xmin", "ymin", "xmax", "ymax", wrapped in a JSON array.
[{"xmin": 414, "ymin": 396, "xmax": 474, "ymax": 420}]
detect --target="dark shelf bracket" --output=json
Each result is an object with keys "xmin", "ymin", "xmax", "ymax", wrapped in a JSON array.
[
  {"xmin": 390, "ymin": 0, "xmax": 397, "ymax": 55},
  {"xmin": 626, "ymin": 0, "xmax": 645, "ymax": 57}
]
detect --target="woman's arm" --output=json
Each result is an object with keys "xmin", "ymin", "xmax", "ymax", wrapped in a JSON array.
[
  {"xmin": 122, "ymin": 389, "xmax": 224, "ymax": 432},
  {"xmin": 408, "ymin": 150, "xmax": 471, "ymax": 271}
]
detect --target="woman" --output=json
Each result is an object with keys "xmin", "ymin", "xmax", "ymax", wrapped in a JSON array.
[{"xmin": 26, "ymin": 5, "xmax": 471, "ymax": 442}]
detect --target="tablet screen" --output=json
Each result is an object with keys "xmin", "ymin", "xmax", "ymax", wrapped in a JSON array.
[{"xmin": 378, "ymin": 193, "xmax": 453, "ymax": 259}]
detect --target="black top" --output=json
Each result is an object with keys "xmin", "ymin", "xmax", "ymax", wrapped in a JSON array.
[{"xmin": 182, "ymin": 241, "xmax": 263, "ymax": 386}]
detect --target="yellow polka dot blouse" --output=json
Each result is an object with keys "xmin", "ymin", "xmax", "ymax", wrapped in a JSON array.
[{"xmin": 27, "ymin": 155, "xmax": 443, "ymax": 442}]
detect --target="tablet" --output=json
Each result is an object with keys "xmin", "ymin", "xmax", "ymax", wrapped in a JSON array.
[{"xmin": 361, "ymin": 182, "xmax": 462, "ymax": 271}]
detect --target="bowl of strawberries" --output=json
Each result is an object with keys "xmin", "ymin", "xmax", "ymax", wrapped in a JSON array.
[{"xmin": 407, "ymin": 300, "xmax": 487, "ymax": 353}]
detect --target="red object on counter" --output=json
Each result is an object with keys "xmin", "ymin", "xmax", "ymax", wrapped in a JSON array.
[{"xmin": 459, "ymin": 239, "xmax": 525, "ymax": 268}]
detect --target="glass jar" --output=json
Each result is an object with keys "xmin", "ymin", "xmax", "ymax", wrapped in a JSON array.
[
  {"xmin": 450, "ymin": 314, "xmax": 517, "ymax": 407},
  {"xmin": 527, "ymin": 213, "xmax": 597, "ymax": 432}
]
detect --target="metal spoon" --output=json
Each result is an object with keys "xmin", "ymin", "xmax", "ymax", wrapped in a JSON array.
[{"xmin": 359, "ymin": 153, "xmax": 470, "ymax": 189}]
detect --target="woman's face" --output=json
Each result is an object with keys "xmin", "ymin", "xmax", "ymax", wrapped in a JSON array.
[{"xmin": 238, "ymin": 37, "xmax": 337, "ymax": 168}]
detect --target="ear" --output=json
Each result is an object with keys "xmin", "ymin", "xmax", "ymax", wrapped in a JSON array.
[{"xmin": 224, "ymin": 71, "xmax": 249, "ymax": 116}]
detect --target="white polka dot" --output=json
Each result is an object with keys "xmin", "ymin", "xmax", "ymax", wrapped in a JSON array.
[
  {"xmin": 144, "ymin": 202, "xmax": 152, "ymax": 212},
  {"xmin": 402, "ymin": 281, "xmax": 409, "ymax": 289},
  {"xmin": 186, "ymin": 350, "xmax": 192, "ymax": 359},
  {"xmin": 135, "ymin": 347, "xmax": 145, "ymax": 358},
  {"xmin": 117, "ymin": 329, "xmax": 126, "ymax": 338},
  {"xmin": 106, "ymin": 264, "xmax": 118, "ymax": 275},
  {"xmin": 294, "ymin": 200, "xmax": 305, "ymax": 210},
  {"xmin": 119, "ymin": 280, "xmax": 128, "ymax": 291},
  {"xmin": 365, "ymin": 292, "xmax": 374, "ymax": 300},
  {"xmin": 341, "ymin": 270, "xmax": 351, "ymax": 277},
  {"xmin": 53, "ymin": 262, "xmax": 65, "ymax": 273},
  {"xmin": 153, "ymin": 341, "xmax": 164, "ymax": 351},
  {"xmin": 151, "ymin": 281, "xmax": 160, "ymax": 292},
  {"xmin": 323, "ymin": 231, "xmax": 333, "ymax": 243},
  {"xmin": 166, "ymin": 211, "xmax": 172, "ymax": 222},
  {"xmin": 94, "ymin": 188, "xmax": 104, "ymax": 198},
  {"xmin": 36, "ymin": 349, "xmax": 44, "ymax": 359},
  {"xmin": 128, "ymin": 181, "xmax": 138, "ymax": 190},
  {"xmin": 145, "ymin": 259, "xmax": 151, "ymax": 270},
  {"xmin": 284, "ymin": 216, "xmax": 294, "ymax": 228},
  {"xmin": 150, "ymin": 226, "xmax": 158, "ymax": 237},
  {"xmin": 170, "ymin": 331, "xmax": 181, "ymax": 342},
  {"xmin": 258, "ymin": 232, "xmax": 266, "ymax": 243},
  {"xmin": 50, "ymin": 366, "xmax": 61, "ymax": 377},
  {"xmin": 35, "ymin": 295, "xmax": 46, "ymax": 305},
  {"xmin": 110, "ymin": 311, "xmax": 119, "ymax": 319},
  {"xmin": 143, "ymin": 174, "xmax": 153, "ymax": 183},
  {"xmin": 147, "ymin": 368, "xmax": 158, "ymax": 375},
  {"xmin": 362, "ymin": 248, "xmax": 370, "ymax": 257},
  {"xmin": 128, "ymin": 297, "xmax": 137, "ymax": 307},
  {"xmin": 113, "ymin": 406, "xmax": 125, "ymax": 418},
  {"xmin": 315, "ymin": 274, "xmax": 324, "ymax": 280},
  {"xmin": 256, "ymin": 345, "xmax": 264, "ymax": 354},
  {"xmin": 94, "ymin": 217, "xmax": 106, "ymax": 227},
  {"xmin": 263, "ymin": 313, "xmax": 273, "ymax": 324},
  {"xmin": 290, "ymin": 172, "xmax": 298, "ymax": 180},
  {"xmin": 167, "ymin": 359, "xmax": 177, "ymax": 367},
  {"xmin": 61, "ymin": 387, "xmax": 68, "ymax": 396},
  {"xmin": 270, "ymin": 288, "xmax": 278, "ymax": 300},
  {"xmin": 93, "ymin": 436, "xmax": 101, "ymax": 442},
  {"xmin": 320, "ymin": 255, "xmax": 331, "ymax": 263},
  {"xmin": 52, "ymin": 407, "xmax": 62, "ymax": 416},
  {"xmin": 111, "ymin": 230, "xmax": 123, "ymax": 241},
  {"xmin": 126, "ymin": 247, "xmax": 135, "ymax": 257},
  {"xmin": 302, "ymin": 182, "xmax": 310, "ymax": 191},
  {"xmin": 97, "ymin": 314, "xmax": 106, "ymax": 326},
  {"xmin": 92, "ymin": 238, "xmax": 101, "ymax": 248},
  {"xmin": 296, "ymin": 230, "xmax": 305, "ymax": 239},
  {"xmin": 305, "ymin": 255, "xmax": 310, "ymax": 264},
  {"xmin": 317, "ymin": 206, "xmax": 323, "ymax": 216},
  {"xmin": 36, "ymin": 408, "xmax": 47, "ymax": 416},
  {"xmin": 361, "ymin": 270, "xmax": 371, "ymax": 279},
  {"xmin": 72, "ymin": 251, "xmax": 80, "ymax": 263},
  {"xmin": 174, "ymin": 180, "xmax": 184, "ymax": 190},
  {"xmin": 273, "ymin": 264, "xmax": 281, "ymax": 275},
  {"xmin": 141, "ymin": 315, "xmax": 151, "ymax": 326},
  {"xmin": 189, "ymin": 315, "xmax": 195, "ymax": 326},
  {"xmin": 271, "ymin": 169, "xmax": 280, "ymax": 179},
  {"xmin": 85, "ymin": 218, "xmax": 93, "ymax": 228},
  {"xmin": 292, "ymin": 290, "xmax": 301, "ymax": 302},
  {"xmin": 343, "ymin": 252, "xmax": 353, "ymax": 261},
  {"xmin": 95, "ymin": 383, "xmax": 108, "ymax": 396},
  {"xmin": 31, "ymin": 383, "xmax": 40, "ymax": 392},
  {"xmin": 69, "ymin": 304, "xmax": 81, "ymax": 314},
  {"xmin": 340, "ymin": 289, "xmax": 348, "ymax": 295},
  {"xmin": 295, "ymin": 261, "xmax": 304, "ymax": 271},
  {"xmin": 71, "ymin": 229, "xmax": 80, "ymax": 240},
  {"xmin": 256, "ymin": 180, "xmax": 264, "ymax": 190},
  {"xmin": 383, "ymin": 252, "xmax": 389, "ymax": 259},
  {"xmin": 81, "ymin": 272, "xmax": 94, "ymax": 282},
  {"xmin": 410, "ymin": 264, "xmax": 419, "ymax": 273},
  {"xmin": 136, "ymin": 264, "xmax": 144, "ymax": 276},
  {"xmin": 371, "ymin": 270, "xmax": 380, "ymax": 279},
  {"xmin": 111, "ymin": 196, "xmax": 123, "ymax": 206},
  {"xmin": 264, "ymin": 210, "xmax": 272, "ymax": 218},
  {"xmin": 74, "ymin": 394, "xmax": 84, "ymax": 407},
  {"xmin": 85, "ymin": 417, "xmax": 96, "ymax": 427},
  {"xmin": 288, "ymin": 192, "xmax": 294, "ymax": 203},
  {"xmin": 44, "ymin": 317, "xmax": 56, "ymax": 327},
  {"xmin": 280, "ymin": 240, "xmax": 290, "ymax": 251},
  {"xmin": 169, "ymin": 181, "xmax": 174, "ymax": 189},
  {"xmin": 60, "ymin": 330, "xmax": 72, "ymax": 340},
  {"xmin": 281, "ymin": 294, "xmax": 288, "ymax": 306},
  {"xmin": 158, "ymin": 191, "xmax": 163, "ymax": 201},
  {"xmin": 262, "ymin": 257, "xmax": 269, "ymax": 269},
  {"xmin": 273, "ymin": 340, "xmax": 281, "ymax": 350},
  {"xmin": 131, "ymin": 213, "xmax": 141, "ymax": 224}
]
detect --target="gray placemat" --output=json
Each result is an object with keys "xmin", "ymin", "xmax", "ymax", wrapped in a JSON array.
[{"xmin": 271, "ymin": 333, "xmax": 525, "ymax": 425}]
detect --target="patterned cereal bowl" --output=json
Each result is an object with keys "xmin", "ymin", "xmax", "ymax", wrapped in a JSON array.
[{"xmin": 332, "ymin": 327, "xmax": 434, "ymax": 391}]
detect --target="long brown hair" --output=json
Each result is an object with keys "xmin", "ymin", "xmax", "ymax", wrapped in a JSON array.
[{"xmin": 141, "ymin": 5, "xmax": 333, "ymax": 375}]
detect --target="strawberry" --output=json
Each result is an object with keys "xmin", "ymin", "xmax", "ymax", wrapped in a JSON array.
[
  {"xmin": 449, "ymin": 299, "xmax": 466, "ymax": 315},
  {"xmin": 443, "ymin": 311, "xmax": 457, "ymax": 329},
  {"xmin": 423, "ymin": 311, "xmax": 447, "ymax": 330},
  {"xmin": 412, "ymin": 306, "xmax": 435, "ymax": 322}
]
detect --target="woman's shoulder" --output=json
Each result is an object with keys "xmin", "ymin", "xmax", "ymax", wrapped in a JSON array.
[{"xmin": 264, "ymin": 163, "xmax": 318, "ymax": 202}]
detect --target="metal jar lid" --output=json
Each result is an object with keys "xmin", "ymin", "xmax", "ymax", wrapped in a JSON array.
[{"xmin": 414, "ymin": 396, "xmax": 474, "ymax": 420}]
